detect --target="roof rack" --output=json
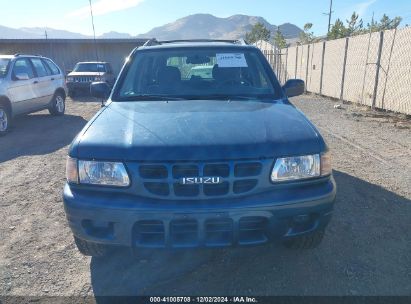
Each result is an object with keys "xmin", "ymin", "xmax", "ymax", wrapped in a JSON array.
[
  {"xmin": 143, "ymin": 38, "xmax": 160, "ymax": 46},
  {"xmin": 14, "ymin": 53, "xmax": 43, "ymax": 57},
  {"xmin": 160, "ymin": 39, "xmax": 248, "ymax": 45},
  {"xmin": 142, "ymin": 39, "xmax": 248, "ymax": 47}
]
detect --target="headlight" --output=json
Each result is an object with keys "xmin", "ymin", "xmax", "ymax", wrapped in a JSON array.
[
  {"xmin": 66, "ymin": 158, "xmax": 130, "ymax": 187},
  {"xmin": 66, "ymin": 77, "xmax": 73, "ymax": 82},
  {"xmin": 271, "ymin": 154, "xmax": 330, "ymax": 182},
  {"xmin": 78, "ymin": 160, "xmax": 130, "ymax": 187},
  {"xmin": 94, "ymin": 76, "xmax": 104, "ymax": 81}
]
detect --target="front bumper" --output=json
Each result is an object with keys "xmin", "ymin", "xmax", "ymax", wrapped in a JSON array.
[
  {"xmin": 66, "ymin": 82, "xmax": 92, "ymax": 92},
  {"xmin": 63, "ymin": 177, "xmax": 336, "ymax": 249}
]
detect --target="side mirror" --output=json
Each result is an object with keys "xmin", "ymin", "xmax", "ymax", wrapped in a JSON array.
[
  {"xmin": 282, "ymin": 79, "xmax": 305, "ymax": 98},
  {"xmin": 15, "ymin": 73, "xmax": 29, "ymax": 81},
  {"xmin": 90, "ymin": 81, "xmax": 111, "ymax": 100}
]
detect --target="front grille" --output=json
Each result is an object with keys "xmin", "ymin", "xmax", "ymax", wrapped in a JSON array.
[
  {"xmin": 239, "ymin": 217, "xmax": 268, "ymax": 245},
  {"xmin": 170, "ymin": 220, "xmax": 198, "ymax": 247},
  {"xmin": 138, "ymin": 161, "xmax": 264, "ymax": 199},
  {"xmin": 133, "ymin": 216, "xmax": 269, "ymax": 248},
  {"xmin": 235, "ymin": 163, "xmax": 262, "ymax": 177},
  {"xmin": 205, "ymin": 218, "xmax": 233, "ymax": 246},
  {"xmin": 134, "ymin": 221, "xmax": 165, "ymax": 247},
  {"xmin": 74, "ymin": 76, "xmax": 95, "ymax": 83}
]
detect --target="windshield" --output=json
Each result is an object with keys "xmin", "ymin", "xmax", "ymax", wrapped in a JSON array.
[
  {"xmin": 0, "ymin": 58, "xmax": 10, "ymax": 78},
  {"xmin": 73, "ymin": 63, "xmax": 106, "ymax": 72},
  {"xmin": 114, "ymin": 47, "xmax": 279, "ymax": 101}
]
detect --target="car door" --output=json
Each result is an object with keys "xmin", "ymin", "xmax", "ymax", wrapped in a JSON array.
[
  {"xmin": 6, "ymin": 58, "xmax": 38, "ymax": 115},
  {"xmin": 29, "ymin": 58, "xmax": 55, "ymax": 108},
  {"xmin": 43, "ymin": 58, "xmax": 64, "ymax": 92}
]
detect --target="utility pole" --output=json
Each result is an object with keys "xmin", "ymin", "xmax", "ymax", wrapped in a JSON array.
[
  {"xmin": 89, "ymin": 0, "xmax": 99, "ymax": 62},
  {"xmin": 323, "ymin": 0, "xmax": 334, "ymax": 36}
]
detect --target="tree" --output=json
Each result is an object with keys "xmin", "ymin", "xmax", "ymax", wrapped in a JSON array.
[
  {"xmin": 346, "ymin": 12, "xmax": 363, "ymax": 36},
  {"xmin": 378, "ymin": 14, "xmax": 402, "ymax": 30},
  {"xmin": 273, "ymin": 28, "xmax": 287, "ymax": 49},
  {"xmin": 328, "ymin": 19, "xmax": 347, "ymax": 40},
  {"xmin": 245, "ymin": 22, "xmax": 271, "ymax": 44},
  {"xmin": 299, "ymin": 23, "xmax": 315, "ymax": 44},
  {"xmin": 366, "ymin": 14, "xmax": 402, "ymax": 32}
]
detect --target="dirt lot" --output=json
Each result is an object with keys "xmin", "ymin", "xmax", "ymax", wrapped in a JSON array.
[{"xmin": 0, "ymin": 95, "xmax": 410, "ymax": 299}]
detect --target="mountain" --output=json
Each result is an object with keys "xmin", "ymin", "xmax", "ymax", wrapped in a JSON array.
[
  {"xmin": 0, "ymin": 25, "xmax": 37, "ymax": 39},
  {"xmin": 0, "ymin": 25, "xmax": 88, "ymax": 39},
  {"xmin": 19, "ymin": 27, "xmax": 89, "ymax": 39},
  {"xmin": 99, "ymin": 31, "xmax": 133, "ymax": 39},
  {"xmin": 0, "ymin": 25, "xmax": 135, "ymax": 40},
  {"xmin": 0, "ymin": 14, "xmax": 302, "ymax": 41},
  {"xmin": 137, "ymin": 14, "xmax": 302, "ymax": 40}
]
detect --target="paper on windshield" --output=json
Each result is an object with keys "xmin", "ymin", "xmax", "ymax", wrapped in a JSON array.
[{"xmin": 216, "ymin": 53, "xmax": 248, "ymax": 68}]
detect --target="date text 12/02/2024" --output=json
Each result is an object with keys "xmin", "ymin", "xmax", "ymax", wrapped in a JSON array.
[{"xmin": 149, "ymin": 297, "xmax": 258, "ymax": 303}]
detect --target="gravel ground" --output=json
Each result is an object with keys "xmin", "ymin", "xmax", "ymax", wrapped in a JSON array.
[{"xmin": 0, "ymin": 95, "xmax": 410, "ymax": 299}]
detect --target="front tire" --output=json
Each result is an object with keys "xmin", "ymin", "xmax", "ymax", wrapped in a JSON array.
[
  {"xmin": 282, "ymin": 229, "xmax": 325, "ymax": 250},
  {"xmin": 48, "ymin": 92, "xmax": 65, "ymax": 116},
  {"xmin": 74, "ymin": 236, "xmax": 111, "ymax": 257},
  {"xmin": 0, "ymin": 105, "xmax": 11, "ymax": 136}
]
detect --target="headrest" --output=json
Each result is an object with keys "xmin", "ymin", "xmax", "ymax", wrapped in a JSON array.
[
  {"xmin": 158, "ymin": 66, "xmax": 181, "ymax": 85},
  {"xmin": 212, "ymin": 64, "xmax": 240, "ymax": 82}
]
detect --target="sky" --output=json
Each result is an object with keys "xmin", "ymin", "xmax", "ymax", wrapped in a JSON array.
[{"xmin": 1, "ymin": 0, "xmax": 410, "ymax": 37}]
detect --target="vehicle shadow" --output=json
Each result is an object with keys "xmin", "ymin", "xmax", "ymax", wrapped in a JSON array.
[
  {"xmin": 90, "ymin": 170, "xmax": 411, "ymax": 299},
  {"xmin": 0, "ymin": 112, "xmax": 88, "ymax": 163}
]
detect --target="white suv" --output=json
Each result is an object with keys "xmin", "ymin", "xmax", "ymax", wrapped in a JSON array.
[{"xmin": 0, "ymin": 54, "xmax": 67, "ymax": 136}]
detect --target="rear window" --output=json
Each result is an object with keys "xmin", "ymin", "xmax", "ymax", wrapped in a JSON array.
[{"xmin": 115, "ymin": 47, "xmax": 280, "ymax": 101}]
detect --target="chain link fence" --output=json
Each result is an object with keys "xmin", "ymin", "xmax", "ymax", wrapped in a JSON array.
[{"xmin": 259, "ymin": 26, "xmax": 411, "ymax": 115}]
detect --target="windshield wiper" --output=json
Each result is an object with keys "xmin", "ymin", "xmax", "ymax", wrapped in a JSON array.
[
  {"xmin": 186, "ymin": 95, "xmax": 272, "ymax": 101},
  {"xmin": 120, "ymin": 94, "xmax": 186, "ymax": 101}
]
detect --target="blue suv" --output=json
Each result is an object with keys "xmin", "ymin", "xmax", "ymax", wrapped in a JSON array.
[{"xmin": 63, "ymin": 39, "xmax": 336, "ymax": 256}]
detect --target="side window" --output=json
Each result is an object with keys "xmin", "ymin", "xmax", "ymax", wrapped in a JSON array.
[
  {"xmin": 12, "ymin": 58, "xmax": 35, "ymax": 79},
  {"xmin": 43, "ymin": 59, "xmax": 60, "ymax": 75},
  {"xmin": 30, "ymin": 58, "xmax": 49, "ymax": 77}
]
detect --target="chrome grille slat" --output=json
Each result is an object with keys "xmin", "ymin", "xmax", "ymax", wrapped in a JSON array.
[
  {"xmin": 138, "ymin": 161, "xmax": 263, "ymax": 199},
  {"xmin": 74, "ymin": 76, "xmax": 95, "ymax": 83}
]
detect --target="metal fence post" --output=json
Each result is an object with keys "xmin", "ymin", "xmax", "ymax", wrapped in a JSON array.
[
  {"xmin": 305, "ymin": 44, "xmax": 311, "ymax": 92},
  {"xmin": 294, "ymin": 45, "xmax": 299, "ymax": 79},
  {"xmin": 360, "ymin": 31, "xmax": 372, "ymax": 105},
  {"xmin": 319, "ymin": 41, "xmax": 326, "ymax": 95},
  {"xmin": 285, "ymin": 47, "xmax": 288, "ymax": 82},
  {"xmin": 278, "ymin": 49, "xmax": 283, "ymax": 83},
  {"xmin": 372, "ymin": 31, "xmax": 384, "ymax": 109},
  {"xmin": 340, "ymin": 37, "xmax": 350, "ymax": 101}
]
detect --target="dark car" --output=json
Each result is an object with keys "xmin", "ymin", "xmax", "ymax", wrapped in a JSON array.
[
  {"xmin": 65, "ymin": 61, "xmax": 115, "ymax": 97},
  {"xmin": 64, "ymin": 39, "xmax": 336, "ymax": 256}
]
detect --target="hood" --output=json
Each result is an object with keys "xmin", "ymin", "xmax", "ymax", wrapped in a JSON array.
[
  {"xmin": 73, "ymin": 99, "xmax": 322, "ymax": 161},
  {"xmin": 68, "ymin": 72, "xmax": 105, "ymax": 77}
]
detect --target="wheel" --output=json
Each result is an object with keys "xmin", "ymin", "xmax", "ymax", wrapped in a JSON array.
[
  {"xmin": 282, "ymin": 229, "xmax": 325, "ymax": 250},
  {"xmin": 74, "ymin": 236, "xmax": 110, "ymax": 257},
  {"xmin": 0, "ymin": 105, "xmax": 11, "ymax": 136},
  {"xmin": 48, "ymin": 92, "xmax": 65, "ymax": 116}
]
